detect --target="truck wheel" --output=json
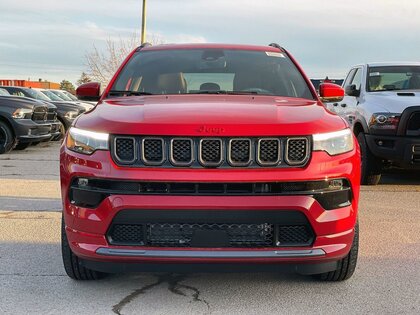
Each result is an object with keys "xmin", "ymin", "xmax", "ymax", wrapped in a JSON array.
[
  {"xmin": 61, "ymin": 216, "xmax": 107, "ymax": 280},
  {"xmin": 313, "ymin": 221, "xmax": 359, "ymax": 281},
  {"xmin": 0, "ymin": 121, "xmax": 15, "ymax": 154},
  {"xmin": 357, "ymin": 132, "xmax": 381, "ymax": 185},
  {"xmin": 14, "ymin": 142, "xmax": 31, "ymax": 150}
]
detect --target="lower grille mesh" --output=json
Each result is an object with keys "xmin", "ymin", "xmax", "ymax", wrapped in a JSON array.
[{"xmin": 108, "ymin": 222, "xmax": 314, "ymax": 248}]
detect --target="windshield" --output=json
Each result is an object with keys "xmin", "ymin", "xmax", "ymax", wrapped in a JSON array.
[
  {"xmin": 110, "ymin": 49, "xmax": 314, "ymax": 100},
  {"xmin": 50, "ymin": 90, "xmax": 72, "ymax": 101},
  {"xmin": 25, "ymin": 88, "xmax": 51, "ymax": 101},
  {"xmin": 62, "ymin": 90, "xmax": 78, "ymax": 101},
  {"xmin": 40, "ymin": 90, "xmax": 64, "ymax": 101},
  {"xmin": 368, "ymin": 66, "xmax": 420, "ymax": 92}
]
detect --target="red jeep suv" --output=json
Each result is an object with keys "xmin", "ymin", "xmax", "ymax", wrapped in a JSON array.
[{"xmin": 61, "ymin": 43, "xmax": 360, "ymax": 281}]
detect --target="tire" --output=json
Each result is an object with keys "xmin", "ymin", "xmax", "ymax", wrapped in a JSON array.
[
  {"xmin": 313, "ymin": 221, "xmax": 359, "ymax": 281},
  {"xmin": 357, "ymin": 132, "xmax": 381, "ymax": 185},
  {"xmin": 14, "ymin": 142, "xmax": 31, "ymax": 150},
  {"xmin": 0, "ymin": 121, "xmax": 15, "ymax": 154},
  {"xmin": 57, "ymin": 119, "xmax": 66, "ymax": 141},
  {"xmin": 31, "ymin": 141, "xmax": 41, "ymax": 146},
  {"xmin": 61, "ymin": 215, "xmax": 107, "ymax": 280}
]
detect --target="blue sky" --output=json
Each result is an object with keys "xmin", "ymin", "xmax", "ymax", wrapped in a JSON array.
[{"xmin": 1, "ymin": 0, "xmax": 419, "ymax": 84}]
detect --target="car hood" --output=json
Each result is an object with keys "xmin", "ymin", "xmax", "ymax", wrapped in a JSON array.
[
  {"xmin": 0, "ymin": 95, "xmax": 40, "ymax": 109},
  {"xmin": 75, "ymin": 95, "xmax": 347, "ymax": 136},
  {"xmin": 51, "ymin": 101, "xmax": 85, "ymax": 112},
  {"xmin": 364, "ymin": 91, "xmax": 420, "ymax": 113}
]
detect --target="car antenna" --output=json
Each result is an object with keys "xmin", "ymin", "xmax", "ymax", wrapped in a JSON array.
[
  {"xmin": 268, "ymin": 43, "xmax": 285, "ymax": 51},
  {"xmin": 136, "ymin": 42, "xmax": 152, "ymax": 51}
]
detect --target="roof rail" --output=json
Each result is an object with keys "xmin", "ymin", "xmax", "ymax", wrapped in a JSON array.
[
  {"xmin": 136, "ymin": 42, "xmax": 152, "ymax": 51},
  {"xmin": 268, "ymin": 43, "xmax": 284, "ymax": 51}
]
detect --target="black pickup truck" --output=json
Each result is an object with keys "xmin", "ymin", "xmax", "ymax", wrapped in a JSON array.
[
  {"xmin": 0, "ymin": 86, "xmax": 85, "ymax": 139},
  {"xmin": 0, "ymin": 88, "xmax": 55, "ymax": 153}
]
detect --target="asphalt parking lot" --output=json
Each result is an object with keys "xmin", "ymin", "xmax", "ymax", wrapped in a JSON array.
[{"xmin": 0, "ymin": 142, "xmax": 419, "ymax": 315}]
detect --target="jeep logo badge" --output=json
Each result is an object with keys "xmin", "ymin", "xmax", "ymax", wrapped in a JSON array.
[{"xmin": 196, "ymin": 126, "xmax": 226, "ymax": 134}]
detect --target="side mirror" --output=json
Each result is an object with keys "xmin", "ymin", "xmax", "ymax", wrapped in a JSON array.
[
  {"xmin": 344, "ymin": 84, "xmax": 361, "ymax": 97},
  {"xmin": 76, "ymin": 82, "xmax": 101, "ymax": 102},
  {"xmin": 319, "ymin": 83, "xmax": 345, "ymax": 103}
]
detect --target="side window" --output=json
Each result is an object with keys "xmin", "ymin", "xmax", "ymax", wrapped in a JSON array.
[
  {"xmin": 351, "ymin": 68, "xmax": 362, "ymax": 90},
  {"xmin": 7, "ymin": 89, "xmax": 23, "ymax": 97},
  {"xmin": 343, "ymin": 69, "xmax": 356, "ymax": 89}
]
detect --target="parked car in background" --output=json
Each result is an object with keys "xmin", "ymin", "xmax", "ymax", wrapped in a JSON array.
[
  {"xmin": 47, "ymin": 89, "xmax": 95, "ymax": 111},
  {"xmin": 62, "ymin": 43, "xmax": 360, "ymax": 282},
  {"xmin": 61, "ymin": 89, "xmax": 98, "ymax": 106},
  {"xmin": 328, "ymin": 62, "xmax": 420, "ymax": 184},
  {"xmin": 0, "ymin": 89, "xmax": 53, "ymax": 153},
  {"xmin": 0, "ymin": 86, "xmax": 86, "ymax": 138}
]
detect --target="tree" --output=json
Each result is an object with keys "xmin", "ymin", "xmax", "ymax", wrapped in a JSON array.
[
  {"xmin": 85, "ymin": 33, "xmax": 164, "ymax": 87},
  {"xmin": 77, "ymin": 72, "xmax": 91, "ymax": 86},
  {"xmin": 60, "ymin": 80, "xmax": 75, "ymax": 92}
]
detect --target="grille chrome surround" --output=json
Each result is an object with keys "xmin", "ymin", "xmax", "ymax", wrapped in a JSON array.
[
  {"xmin": 285, "ymin": 137, "xmax": 310, "ymax": 165},
  {"xmin": 141, "ymin": 137, "xmax": 165, "ymax": 165},
  {"xmin": 228, "ymin": 138, "xmax": 252, "ymax": 166},
  {"xmin": 257, "ymin": 138, "xmax": 281, "ymax": 166},
  {"xmin": 169, "ymin": 138, "xmax": 194, "ymax": 166},
  {"xmin": 114, "ymin": 137, "xmax": 137, "ymax": 164},
  {"xmin": 199, "ymin": 138, "xmax": 223, "ymax": 167}
]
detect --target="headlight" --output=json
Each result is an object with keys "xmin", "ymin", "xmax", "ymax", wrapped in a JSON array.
[
  {"xmin": 12, "ymin": 108, "xmax": 33, "ymax": 119},
  {"xmin": 66, "ymin": 127, "xmax": 109, "ymax": 155},
  {"xmin": 313, "ymin": 128, "xmax": 354, "ymax": 156},
  {"xmin": 64, "ymin": 111, "xmax": 80, "ymax": 120},
  {"xmin": 369, "ymin": 113, "xmax": 400, "ymax": 134}
]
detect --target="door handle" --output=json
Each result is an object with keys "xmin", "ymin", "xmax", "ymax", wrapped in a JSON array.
[{"xmin": 341, "ymin": 103, "xmax": 347, "ymax": 108}]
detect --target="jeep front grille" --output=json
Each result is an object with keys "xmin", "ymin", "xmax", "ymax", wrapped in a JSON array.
[
  {"xmin": 257, "ymin": 139, "xmax": 281, "ymax": 165},
  {"xmin": 285, "ymin": 138, "xmax": 309, "ymax": 165},
  {"xmin": 142, "ymin": 138, "xmax": 165, "ymax": 165},
  {"xmin": 115, "ymin": 137, "xmax": 136, "ymax": 163},
  {"xmin": 170, "ymin": 138, "xmax": 193, "ymax": 165},
  {"xmin": 228, "ymin": 139, "xmax": 251, "ymax": 166},
  {"xmin": 199, "ymin": 138, "xmax": 223, "ymax": 166},
  {"xmin": 111, "ymin": 136, "xmax": 310, "ymax": 168}
]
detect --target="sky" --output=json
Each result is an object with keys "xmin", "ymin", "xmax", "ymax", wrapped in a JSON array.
[{"xmin": 1, "ymin": 0, "xmax": 420, "ymax": 85}]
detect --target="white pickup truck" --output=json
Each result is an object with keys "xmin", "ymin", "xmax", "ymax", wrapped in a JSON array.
[{"xmin": 328, "ymin": 62, "xmax": 420, "ymax": 185}]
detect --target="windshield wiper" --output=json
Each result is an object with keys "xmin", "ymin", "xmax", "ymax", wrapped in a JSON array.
[
  {"xmin": 192, "ymin": 90, "xmax": 258, "ymax": 95},
  {"xmin": 108, "ymin": 90, "xmax": 154, "ymax": 96}
]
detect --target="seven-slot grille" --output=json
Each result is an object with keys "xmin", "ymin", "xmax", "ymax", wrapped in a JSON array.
[
  {"xmin": 199, "ymin": 139, "xmax": 223, "ymax": 166},
  {"xmin": 229, "ymin": 139, "xmax": 251, "ymax": 166},
  {"xmin": 257, "ymin": 139, "xmax": 281, "ymax": 165},
  {"xmin": 170, "ymin": 138, "xmax": 193, "ymax": 165},
  {"xmin": 115, "ymin": 137, "xmax": 136, "ymax": 163},
  {"xmin": 142, "ymin": 138, "xmax": 165, "ymax": 165},
  {"xmin": 286, "ymin": 138, "xmax": 309, "ymax": 165},
  {"xmin": 111, "ymin": 136, "xmax": 310, "ymax": 168}
]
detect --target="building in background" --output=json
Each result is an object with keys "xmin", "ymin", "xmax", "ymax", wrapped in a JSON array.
[{"xmin": 0, "ymin": 79, "xmax": 60, "ymax": 89}]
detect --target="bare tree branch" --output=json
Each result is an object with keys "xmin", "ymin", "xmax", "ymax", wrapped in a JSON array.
[{"xmin": 84, "ymin": 33, "xmax": 165, "ymax": 88}]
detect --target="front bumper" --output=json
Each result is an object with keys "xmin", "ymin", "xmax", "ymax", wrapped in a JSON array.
[
  {"xmin": 61, "ymin": 145, "xmax": 360, "ymax": 272},
  {"xmin": 366, "ymin": 134, "xmax": 420, "ymax": 168},
  {"xmin": 12, "ymin": 119, "xmax": 52, "ymax": 143}
]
